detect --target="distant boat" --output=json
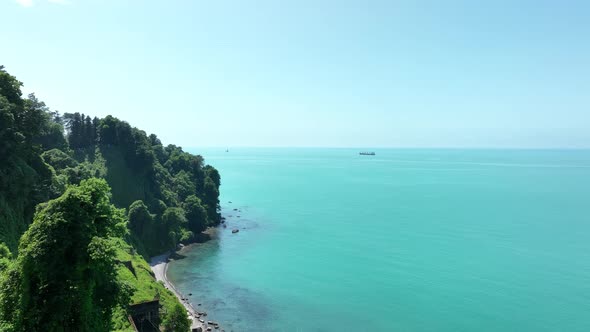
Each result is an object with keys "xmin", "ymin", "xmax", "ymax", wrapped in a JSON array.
[{"xmin": 359, "ymin": 152, "xmax": 375, "ymax": 156}]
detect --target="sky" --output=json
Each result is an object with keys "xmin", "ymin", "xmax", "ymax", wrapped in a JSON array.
[{"xmin": 1, "ymin": 0, "xmax": 589, "ymax": 148}]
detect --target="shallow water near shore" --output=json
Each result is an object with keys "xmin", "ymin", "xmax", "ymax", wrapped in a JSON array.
[{"xmin": 167, "ymin": 148, "xmax": 590, "ymax": 332}]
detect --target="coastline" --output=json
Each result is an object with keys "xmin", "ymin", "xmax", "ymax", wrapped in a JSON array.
[
  {"xmin": 150, "ymin": 226, "xmax": 222, "ymax": 331},
  {"xmin": 150, "ymin": 251, "xmax": 206, "ymax": 331}
]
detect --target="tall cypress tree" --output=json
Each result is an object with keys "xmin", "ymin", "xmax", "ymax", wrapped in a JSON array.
[
  {"xmin": 68, "ymin": 112, "xmax": 82, "ymax": 149},
  {"xmin": 92, "ymin": 117, "xmax": 99, "ymax": 144},
  {"xmin": 84, "ymin": 115, "xmax": 93, "ymax": 147}
]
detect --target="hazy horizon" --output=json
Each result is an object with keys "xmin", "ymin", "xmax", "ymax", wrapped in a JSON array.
[{"xmin": 2, "ymin": 0, "xmax": 589, "ymax": 148}]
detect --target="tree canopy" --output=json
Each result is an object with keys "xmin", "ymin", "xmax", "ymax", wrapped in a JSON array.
[{"xmin": 0, "ymin": 179, "xmax": 130, "ymax": 331}]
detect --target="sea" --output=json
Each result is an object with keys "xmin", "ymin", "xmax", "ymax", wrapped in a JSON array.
[{"xmin": 167, "ymin": 148, "xmax": 590, "ymax": 332}]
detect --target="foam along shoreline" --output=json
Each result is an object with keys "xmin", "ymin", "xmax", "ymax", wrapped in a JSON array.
[{"xmin": 150, "ymin": 252, "xmax": 209, "ymax": 331}]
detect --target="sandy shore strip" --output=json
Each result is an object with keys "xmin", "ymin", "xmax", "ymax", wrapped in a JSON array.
[{"xmin": 150, "ymin": 252, "xmax": 211, "ymax": 331}]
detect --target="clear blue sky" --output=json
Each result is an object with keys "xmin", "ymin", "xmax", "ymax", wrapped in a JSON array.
[{"xmin": 1, "ymin": 0, "xmax": 589, "ymax": 148}]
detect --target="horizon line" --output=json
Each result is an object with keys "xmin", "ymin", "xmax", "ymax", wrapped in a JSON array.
[{"xmin": 183, "ymin": 146, "xmax": 590, "ymax": 150}]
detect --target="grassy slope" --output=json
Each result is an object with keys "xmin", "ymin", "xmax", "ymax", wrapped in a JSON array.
[{"xmin": 111, "ymin": 239, "xmax": 185, "ymax": 331}]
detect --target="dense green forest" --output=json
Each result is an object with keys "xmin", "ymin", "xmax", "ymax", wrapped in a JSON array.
[{"xmin": 0, "ymin": 66, "xmax": 220, "ymax": 331}]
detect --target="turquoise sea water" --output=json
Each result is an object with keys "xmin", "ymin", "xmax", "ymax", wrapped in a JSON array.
[{"xmin": 168, "ymin": 149, "xmax": 590, "ymax": 332}]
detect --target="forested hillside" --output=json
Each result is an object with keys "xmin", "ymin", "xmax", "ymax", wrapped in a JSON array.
[{"xmin": 0, "ymin": 66, "xmax": 220, "ymax": 331}]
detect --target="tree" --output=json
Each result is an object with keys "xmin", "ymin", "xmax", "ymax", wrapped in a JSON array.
[
  {"xmin": 0, "ymin": 95, "xmax": 19, "ymax": 160},
  {"xmin": 0, "ymin": 66, "xmax": 23, "ymax": 106},
  {"xmin": 162, "ymin": 303, "xmax": 190, "ymax": 332},
  {"xmin": 41, "ymin": 148, "xmax": 78, "ymax": 170},
  {"xmin": 20, "ymin": 93, "xmax": 48, "ymax": 146},
  {"xmin": 183, "ymin": 195, "xmax": 207, "ymax": 234},
  {"xmin": 97, "ymin": 115, "xmax": 118, "ymax": 145},
  {"xmin": 174, "ymin": 170, "xmax": 195, "ymax": 202},
  {"xmin": 92, "ymin": 117, "xmax": 99, "ymax": 142},
  {"xmin": 65, "ymin": 112, "xmax": 83, "ymax": 149},
  {"xmin": 35, "ymin": 117, "xmax": 68, "ymax": 151},
  {"xmin": 84, "ymin": 115, "xmax": 93, "ymax": 147},
  {"xmin": 204, "ymin": 165, "xmax": 220, "ymax": 188},
  {"xmin": 161, "ymin": 207, "xmax": 186, "ymax": 249},
  {"xmin": 0, "ymin": 179, "xmax": 129, "ymax": 331},
  {"xmin": 202, "ymin": 176, "xmax": 220, "ymax": 226},
  {"xmin": 0, "ymin": 243, "xmax": 11, "ymax": 271},
  {"xmin": 128, "ymin": 200, "xmax": 153, "ymax": 238}
]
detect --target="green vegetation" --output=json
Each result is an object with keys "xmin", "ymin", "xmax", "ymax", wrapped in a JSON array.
[
  {"xmin": 162, "ymin": 303, "xmax": 191, "ymax": 332},
  {"xmin": 110, "ymin": 239, "xmax": 189, "ymax": 332},
  {"xmin": 0, "ymin": 67, "xmax": 55, "ymax": 252},
  {"xmin": 0, "ymin": 66, "xmax": 218, "ymax": 331},
  {"xmin": 0, "ymin": 179, "xmax": 129, "ymax": 331}
]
